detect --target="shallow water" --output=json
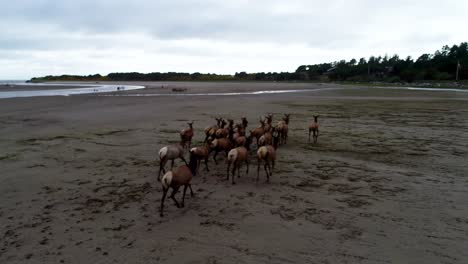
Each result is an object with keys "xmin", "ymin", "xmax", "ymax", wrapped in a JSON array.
[
  {"xmin": 99, "ymin": 88, "xmax": 336, "ymax": 97},
  {"xmin": 0, "ymin": 83, "xmax": 145, "ymax": 99},
  {"xmin": 405, "ymin": 87, "xmax": 468, "ymax": 92},
  {"xmin": 100, "ymin": 86, "xmax": 468, "ymax": 97}
]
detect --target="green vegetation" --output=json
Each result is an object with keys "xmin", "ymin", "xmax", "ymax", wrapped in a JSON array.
[
  {"xmin": 31, "ymin": 42, "xmax": 468, "ymax": 83},
  {"xmin": 302, "ymin": 42, "xmax": 468, "ymax": 83},
  {"xmin": 31, "ymin": 74, "xmax": 108, "ymax": 82}
]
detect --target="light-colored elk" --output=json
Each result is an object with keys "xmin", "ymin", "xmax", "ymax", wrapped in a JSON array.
[
  {"xmin": 158, "ymin": 143, "xmax": 187, "ymax": 181},
  {"xmin": 226, "ymin": 146, "xmax": 249, "ymax": 184},
  {"xmin": 308, "ymin": 115, "xmax": 319, "ymax": 143},
  {"xmin": 159, "ymin": 152, "xmax": 198, "ymax": 217}
]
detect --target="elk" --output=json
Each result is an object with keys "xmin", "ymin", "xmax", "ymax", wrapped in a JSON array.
[
  {"xmin": 233, "ymin": 123, "xmax": 244, "ymax": 140},
  {"xmin": 241, "ymin": 117, "xmax": 248, "ymax": 130},
  {"xmin": 258, "ymin": 129, "xmax": 273, "ymax": 147},
  {"xmin": 158, "ymin": 143, "xmax": 187, "ymax": 181},
  {"xmin": 190, "ymin": 145, "xmax": 211, "ymax": 173},
  {"xmin": 226, "ymin": 146, "xmax": 249, "ymax": 184},
  {"xmin": 256, "ymin": 133, "xmax": 279, "ymax": 183},
  {"xmin": 235, "ymin": 133, "xmax": 252, "ymax": 148},
  {"xmin": 264, "ymin": 114, "xmax": 274, "ymax": 133},
  {"xmin": 204, "ymin": 117, "xmax": 222, "ymax": 142},
  {"xmin": 159, "ymin": 152, "xmax": 198, "ymax": 217},
  {"xmin": 250, "ymin": 118, "xmax": 266, "ymax": 146},
  {"xmin": 276, "ymin": 114, "xmax": 290, "ymax": 145},
  {"xmin": 180, "ymin": 121, "xmax": 194, "ymax": 149},
  {"xmin": 308, "ymin": 115, "xmax": 319, "ymax": 143},
  {"xmin": 210, "ymin": 129, "xmax": 234, "ymax": 165},
  {"xmin": 216, "ymin": 119, "xmax": 233, "ymax": 138}
]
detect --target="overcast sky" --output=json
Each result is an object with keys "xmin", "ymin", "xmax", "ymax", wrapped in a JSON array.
[{"xmin": 1, "ymin": 0, "xmax": 467, "ymax": 79}]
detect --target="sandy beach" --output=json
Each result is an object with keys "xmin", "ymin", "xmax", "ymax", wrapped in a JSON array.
[{"xmin": 1, "ymin": 82, "xmax": 468, "ymax": 263}]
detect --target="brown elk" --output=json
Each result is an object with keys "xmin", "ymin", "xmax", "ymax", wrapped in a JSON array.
[
  {"xmin": 159, "ymin": 152, "xmax": 198, "ymax": 217},
  {"xmin": 276, "ymin": 114, "xmax": 290, "ymax": 145},
  {"xmin": 209, "ymin": 129, "xmax": 234, "ymax": 165},
  {"xmin": 250, "ymin": 118, "xmax": 266, "ymax": 146},
  {"xmin": 216, "ymin": 119, "xmax": 233, "ymax": 138},
  {"xmin": 258, "ymin": 129, "xmax": 273, "ymax": 147},
  {"xmin": 233, "ymin": 123, "xmax": 243, "ymax": 140},
  {"xmin": 180, "ymin": 121, "xmax": 194, "ymax": 149},
  {"xmin": 264, "ymin": 114, "xmax": 274, "ymax": 132},
  {"xmin": 256, "ymin": 132, "xmax": 279, "ymax": 183},
  {"xmin": 190, "ymin": 145, "xmax": 211, "ymax": 173},
  {"xmin": 241, "ymin": 117, "xmax": 248, "ymax": 130},
  {"xmin": 158, "ymin": 143, "xmax": 187, "ymax": 181},
  {"xmin": 204, "ymin": 117, "xmax": 222, "ymax": 142},
  {"xmin": 308, "ymin": 115, "xmax": 319, "ymax": 143}
]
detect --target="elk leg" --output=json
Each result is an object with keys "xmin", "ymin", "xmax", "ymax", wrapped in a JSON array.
[
  {"xmin": 264, "ymin": 163, "xmax": 270, "ymax": 182},
  {"xmin": 245, "ymin": 159, "xmax": 249, "ymax": 175},
  {"xmin": 160, "ymin": 188, "xmax": 168, "ymax": 217},
  {"xmin": 181, "ymin": 185, "xmax": 188, "ymax": 207},
  {"xmin": 213, "ymin": 151, "xmax": 219, "ymax": 165},
  {"xmin": 256, "ymin": 159, "xmax": 261, "ymax": 183},
  {"xmin": 180, "ymin": 156, "xmax": 188, "ymax": 166},
  {"xmin": 308, "ymin": 129, "xmax": 311, "ymax": 143},
  {"xmin": 237, "ymin": 163, "xmax": 241, "ymax": 178},
  {"xmin": 227, "ymin": 161, "xmax": 231, "ymax": 181},
  {"xmin": 189, "ymin": 184, "xmax": 194, "ymax": 197},
  {"xmin": 170, "ymin": 187, "xmax": 180, "ymax": 208},
  {"xmin": 158, "ymin": 159, "xmax": 166, "ymax": 181},
  {"xmin": 232, "ymin": 165, "xmax": 236, "ymax": 184},
  {"xmin": 267, "ymin": 162, "xmax": 273, "ymax": 178},
  {"xmin": 204, "ymin": 157, "xmax": 210, "ymax": 171},
  {"xmin": 171, "ymin": 159, "xmax": 175, "ymax": 169}
]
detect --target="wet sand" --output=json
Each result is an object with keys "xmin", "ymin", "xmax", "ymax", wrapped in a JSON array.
[{"xmin": 1, "ymin": 82, "xmax": 468, "ymax": 263}]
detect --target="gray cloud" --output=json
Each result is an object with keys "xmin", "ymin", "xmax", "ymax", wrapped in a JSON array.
[{"xmin": 1, "ymin": 0, "xmax": 467, "ymax": 79}]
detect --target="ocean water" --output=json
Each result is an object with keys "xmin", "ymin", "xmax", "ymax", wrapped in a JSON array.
[
  {"xmin": 0, "ymin": 80, "xmax": 27, "ymax": 85},
  {"xmin": 0, "ymin": 82, "xmax": 145, "ymax": 99}
]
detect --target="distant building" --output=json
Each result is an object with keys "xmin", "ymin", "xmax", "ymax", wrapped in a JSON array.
[{"xmin": 324, "ymin": 66, "xmax": 337, "ymax": 75}]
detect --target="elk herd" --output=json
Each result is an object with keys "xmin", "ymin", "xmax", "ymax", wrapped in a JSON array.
[{"xmin": 158, "ymin": 113, "xmax": 320, "ymax": 216}]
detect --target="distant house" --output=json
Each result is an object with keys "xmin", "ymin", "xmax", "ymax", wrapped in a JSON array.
[{"xmin": 324, "ymin": 66, "xmax": 337, "ymax": 75}]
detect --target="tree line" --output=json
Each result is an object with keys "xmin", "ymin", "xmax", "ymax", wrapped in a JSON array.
[{"xmin": 31, "ymin": 42, "xmax": 467, "ymax": 83}]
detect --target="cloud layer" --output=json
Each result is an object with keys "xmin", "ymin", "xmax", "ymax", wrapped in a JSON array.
[{"xmin": 1, "ymin": 0, "xmax": 467, "ymax": 79}]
